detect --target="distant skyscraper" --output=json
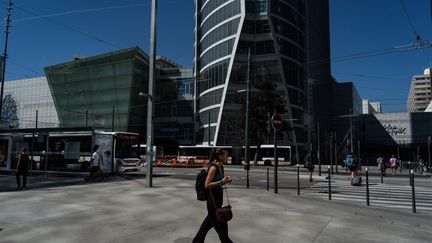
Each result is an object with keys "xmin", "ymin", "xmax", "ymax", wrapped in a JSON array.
[
  {"xmin": 408, "ymin": 68, "xmax": 432, "ymax": 112},
  {"xmin": 194, "ymin": 0, "xmax": 330, "ymax": 161}
]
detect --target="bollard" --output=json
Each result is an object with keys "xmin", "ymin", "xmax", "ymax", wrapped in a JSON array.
[
  {"xmin": 410, "ymin": 169, "xmax": 416, "ymax": 213},
  {"xmin": 266, "ymin": 167, "xmax": 269, "ymax": 191},
  {"xmin": 328, "ymin": 166, "xmax": 331, "ymax": 200},
  {"xmin": 297, "ymin": 164, "xmax": 300, "ymax": 195},
  {"xmin": 380, "ymin": 168, "xmax": 383, "ymax": 184},
  {"xmin": 366, "ymin": 167, "xmax": 370, "ymax": 206}
]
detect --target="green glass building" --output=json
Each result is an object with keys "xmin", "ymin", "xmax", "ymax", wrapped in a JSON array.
[{"xmin": 44, "ymin": 47, "xmax": 150, "ymax": 133}]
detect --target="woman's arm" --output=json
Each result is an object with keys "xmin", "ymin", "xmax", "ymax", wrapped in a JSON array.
[
  {"xmin": 16, "ymin": 155, "xmax": 21, "ymax": 172},
  {"xmin": 205, "ymin": 166, "xmax": 225, "ymax": 189}
]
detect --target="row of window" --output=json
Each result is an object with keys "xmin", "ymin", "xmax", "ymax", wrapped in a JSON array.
[
  {"xmin": 200, "ymin": 0, "xmax": 241, "ymax": 37},
  {"xmin": 200, "ymin": 38, "xmax": 234, "ymax": 68},
  {"xmin": 178, "ymin": 81, "xmax": 194, "ymax": 97},
  {"xmin": 282, "ymin": 58, "xmax": 305, "ymax": 89},
  {"xmin": 271, "ymin": 0, "xmax": 304, "ymax": 27},
  {"xmin": 201, "ymin": 0, "xmax": 231, "ymax": 21},
  {"xmin": 237, "ymin": 40, "xmax": 275, "ymax": 55},
  {"xmin": 272, "ymin": 17, "xmax": 304, "ymax": 46},
  {"xmin": 246, "ymin": 0, "xmax": 267, "ymax": 13},
  {"xmin": 199, "ymin": 89, "xmax": 223, "ymax": 110},
  {"xmin": 198, "ymin": 60, "xmax": 229, "ymax": 94},
  {"xmin": 243, "ymin": 19, "xmax": 271, "ymax": 34},
  {"xmin": 277, "ymin": 37, "xmax": 304, "ymax": 63},
  {"xmin": 199, "ymin": 108, "xmax": 219, "ymax": 125},
  {"xmin": 200, "ymin": 18, "xmax": 240, "ymax": 51}
]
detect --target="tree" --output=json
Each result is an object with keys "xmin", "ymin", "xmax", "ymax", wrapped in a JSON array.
[{"xmin": 240, "ymin": 79, "xmax": 285, "ymax": 165}]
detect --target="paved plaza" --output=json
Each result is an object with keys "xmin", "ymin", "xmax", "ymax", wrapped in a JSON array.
[{"xmin": 0, "ymin": 170, "xmax": 431, "ymax": 243}]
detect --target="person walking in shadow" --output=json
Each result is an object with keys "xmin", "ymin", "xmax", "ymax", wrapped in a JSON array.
[{"xmin": 16, "ymin": 148, "xmax": 29, "ymax": 190}]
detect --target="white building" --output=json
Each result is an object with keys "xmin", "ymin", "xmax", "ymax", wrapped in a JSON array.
[
  {"xmin": 3, "ymin": 77, "xmax": 59, "ymax": 128},
  {"xmin": 407, "ymin": 68, "xmax": 431, "ymax": 112},
  {"xmin": 362, "ymin": 99, "xmax": 381, "ymax": 114}
]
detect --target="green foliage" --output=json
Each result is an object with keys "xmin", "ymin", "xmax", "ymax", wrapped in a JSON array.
[{"xmin": 240, "ymin": 79, "xmax": 286, "ymax": 145}]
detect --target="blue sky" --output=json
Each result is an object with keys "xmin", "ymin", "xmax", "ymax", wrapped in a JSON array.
[{"xmin": 1, "ymin": 0, "xmax": 431, "ymax": 112}]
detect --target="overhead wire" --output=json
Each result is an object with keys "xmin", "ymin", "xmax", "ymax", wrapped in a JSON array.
[{"xmin": 399, "ymin": 0, "xmax": 422, "ymax": 41}]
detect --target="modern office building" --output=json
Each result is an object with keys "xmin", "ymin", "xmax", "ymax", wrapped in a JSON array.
[
  {"xmin": 2, "ymin": 77, "xmax": 59, "ymax": 129},
  {"xmin": 44, "ymin": 47, "xmax": 150, "ymax": 133},
  {"xmin": 407, "ymin": 68, "xmax": 432, "ymax": 112},
  {"xmin": 194, "ymin": 0, "xmax": 330, "ymax": 161},
  {"xmin": 44, "ymin": 47, "xmax": 194, "ymax": 149},
  {"xmin": 155, "ymin": 57, "xmax": 195, "ymax": 149}
]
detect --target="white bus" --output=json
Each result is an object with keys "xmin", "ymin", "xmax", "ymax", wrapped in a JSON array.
[
  {"xmin": 177, "ymin": 145, "xmax": 232, "ymax": 164},
  {"xmin": 246, "ymin": 145, "xmax": 292, "ymax": 166}
]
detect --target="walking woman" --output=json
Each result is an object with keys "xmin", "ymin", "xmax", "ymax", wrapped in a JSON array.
[{"xmin": 193, "ymin": 148, "xmax": 233, "ymax": 243}]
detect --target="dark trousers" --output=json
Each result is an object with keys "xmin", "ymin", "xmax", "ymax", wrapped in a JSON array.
[
  {"xmin": 193, "ymin": 210, "xmax": 233, "ymax": 243},
  {"xmin": 16, "ymin": 171, "xmax": 27, "ymax": 188}
]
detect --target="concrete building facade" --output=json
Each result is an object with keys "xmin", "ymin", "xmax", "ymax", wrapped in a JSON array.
[
  {"xmin": 2, "ymin": 77, "xmax": 59, "ymax": 129},
  {"xmin": 408, "ymin": 68, "xmax": 432, "ymax": 112}
]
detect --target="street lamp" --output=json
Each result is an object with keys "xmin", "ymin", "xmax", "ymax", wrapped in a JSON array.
[
  {"xmin": 146, "ymin": 0, "xmax": 157, "ymax": 188},
  {"xmin": 428, "ymin": 136, "xmax": 431, "ymax": 172},
  {"xmin": 237, "ymin": 48, "xmax": 251, "ymax": 188}
]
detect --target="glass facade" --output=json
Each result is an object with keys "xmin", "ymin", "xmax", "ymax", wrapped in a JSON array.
[
  {"xmin": 195, "ymin": 0, "xmax": 308, "ymax": 155},
  {"xmin": 44, "ymin": 47, "xmax": 149, "ymax": 133}
]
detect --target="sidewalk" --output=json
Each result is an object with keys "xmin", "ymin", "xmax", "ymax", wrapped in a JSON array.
[{"xmin": 0, "ymin": 174, "xmax": 430, "ymax": 243}]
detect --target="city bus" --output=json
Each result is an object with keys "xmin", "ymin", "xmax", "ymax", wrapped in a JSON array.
[
  {"xmin": 246, "ymin": 145, "xmax": 292, "ymax": 166},
  {"xmin": 0, "ymin": 128, "xmax": 141, "ymax": 173},
  {"xmin": 177, "ymin": 145, "xmax": 232, "ymax": 164}
]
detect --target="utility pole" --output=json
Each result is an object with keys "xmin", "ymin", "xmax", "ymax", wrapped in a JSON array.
[
  {"xmin": 208, "ymin": 110, "xmax": 211, "ymax": 145},
  {"xmin": 146, "ymin": 0, "xmax": 157, "ymax": 187},
  {"xmin": 334, "ymin": 131, "xmax": 338, "ymax": 174},
  {"xmin": 0, "ymin": 0, "xmax": 13, "ymax": 120},
  {"xmin": 244, "ymin": 48, "xmax": 251, "ymax": 188},
  {"xmin": 350, "ymin": 108, "xmax": 353, "ymax": 153},
  {"xmin": 329, "ymin": 132, "xmax": 333, "ymax": 175},
  {"xmin": 317, "ymin": 121, "xmax": 321, "ymax": 176},
  {"xmin": 428, "ymin": 136, "xmax": 431, "ymax": 172}
]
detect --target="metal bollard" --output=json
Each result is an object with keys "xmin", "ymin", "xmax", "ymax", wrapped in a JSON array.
[
  {"xmin": 380, "ymin": 168, "xmax": 383, "ymax": 184},
  {"xmin": 328, "ymin": 166, "xmax": 331, "ymax": 200},
  {"xmin": 366, "ymin": 167, "xmax": 370, "ymax": 206},
  {"xmin": 410, "ymin": 169, "xmax": 416, "ymax": 213},
  {"xmin": 297, "ymin": 164, "xmax": 300, "ymax": 195},
  {"xmin": 266, "ymin": 167, "xmax": 269, "ymax": 191}
]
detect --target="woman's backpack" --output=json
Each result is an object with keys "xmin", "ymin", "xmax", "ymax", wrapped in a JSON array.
[{"xmin": 195, "ymin": 169, "xmax": 208, "ymax": 201}]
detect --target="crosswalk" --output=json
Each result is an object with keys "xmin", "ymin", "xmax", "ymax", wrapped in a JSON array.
[{"xmin": 304, "ymin": 178, "xmax": 432, "ymax": 214}]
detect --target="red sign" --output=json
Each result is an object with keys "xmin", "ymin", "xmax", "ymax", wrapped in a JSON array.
[{"xmin": 271, "ymin": 114, "xmax": 283, "ymax": 131}]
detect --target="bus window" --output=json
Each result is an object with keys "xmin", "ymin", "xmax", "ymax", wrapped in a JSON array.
[{"xmin": 115, "ymin": 134, "xmax": 140, "ymax": 159}]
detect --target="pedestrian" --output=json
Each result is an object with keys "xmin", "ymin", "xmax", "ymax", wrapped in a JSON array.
[
  {"xmin": 390, "ymin": 154, "xmax": 397, "ymax": 176},
  {"xmin": 86, "ymin": 145, "xmax": 102, "ymax": 182},
  {"xmin": 376, "ymin": 155, "xmax": 385, "ymax": 176},
  {"xmin": 193, "ymin": 148, "xmax": 233, "ymax": 243},
  {"xmin": 304, "ymin": 152, "xmax": 315, "ymax": 182},
  {"xmin": 16, "ymin": 148, "xmax": 29, "ymax": 190},
  {"xmin": 344, "ymin": 153, "xmax": 357, "ymax": 184}
]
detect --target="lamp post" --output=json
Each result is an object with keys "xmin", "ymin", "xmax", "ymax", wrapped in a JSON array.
[
  {"xmin": 146, "ymin": 0, "xmax": 157, "ymax": 188},
  {"xmin": 244, "ymin": 48, "xmax": 251, "ymax": 188},
  {"xmin": 428, "ymin": 136, "xmax": 431, "ymax": 172}
]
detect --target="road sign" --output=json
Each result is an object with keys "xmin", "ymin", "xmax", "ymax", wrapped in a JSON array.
[{"xmin": 271, "ymin": 114, "xmax": 283, "ymax": 131}]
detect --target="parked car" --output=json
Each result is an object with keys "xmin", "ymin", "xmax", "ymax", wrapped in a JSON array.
[{"xmin": 118, "ymin": 158, "xmax": 140, "ymax": 172}]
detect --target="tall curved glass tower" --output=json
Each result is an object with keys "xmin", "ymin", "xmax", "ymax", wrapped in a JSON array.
[{"xmin": 195, "ymin": 0, "xmax": 312, "ymax": 161}]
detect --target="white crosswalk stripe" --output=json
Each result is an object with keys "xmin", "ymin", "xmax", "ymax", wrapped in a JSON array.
[{"xmin": 304, "ymin": 179, "xmax": 432, "ymax": 214}]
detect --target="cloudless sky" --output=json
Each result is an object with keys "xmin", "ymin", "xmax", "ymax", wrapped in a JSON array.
[{"xmin": 1, "ymin": 0, "xmax": 431, "ymax": 112}]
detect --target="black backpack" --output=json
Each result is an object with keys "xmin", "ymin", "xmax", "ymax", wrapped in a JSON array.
[{"xmin": 196, "ymin": 169, "xmax": 209, "ymax": 201}]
